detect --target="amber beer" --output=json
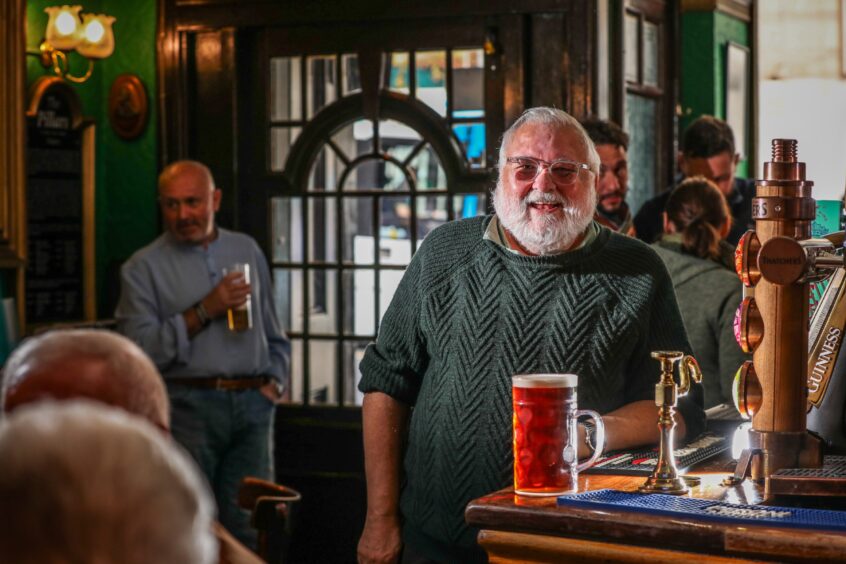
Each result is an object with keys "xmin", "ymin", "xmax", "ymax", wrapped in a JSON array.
[
  {"xmin": 512, "ymin": 374, "xmax": 605, "ymax": 496},
  {"xmin": 223, "ymin": 263, "xmax": 253, "ymax": 332}
]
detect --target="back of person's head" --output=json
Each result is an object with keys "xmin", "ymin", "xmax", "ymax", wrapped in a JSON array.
[
  {"xmin": 0, "ymin": 329, "xmax": 169, "ymax": 431},
  {"xmin": 0, "ymin": 400, "xmax": 217, "ymax": 564},
  {"xmin": 498, "ymin": 106, "xmax": 600, "ymax": 174},
  {"xmin": 681, "ymin": 115, "xmax": 736, "ymax": 159},
  {"xmin": 580, "ymin": 117, "xmax": 629, "ymax": 150},
  {"xmin": 665, "ymin": 176, "xmax": 730, "ymax": 261}
]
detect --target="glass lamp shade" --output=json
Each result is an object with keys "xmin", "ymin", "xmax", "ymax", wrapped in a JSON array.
[
  {"xmin": 44, "ymin": 5, "xmax": 83, "ymax": 51},
  {"xmin": 76, "ymin": 14, "xmax": 116, "ymax": 59}
]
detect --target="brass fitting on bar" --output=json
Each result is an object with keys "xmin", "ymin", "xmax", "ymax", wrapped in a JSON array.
[{"xmin": 640, "ymin": 351, "xmax": 702, "ymax": 495}]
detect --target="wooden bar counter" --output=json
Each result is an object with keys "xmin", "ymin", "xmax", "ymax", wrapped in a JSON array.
[{"xmin": 465, "ymin": 466, "xmax": 846, "ymax": 563}]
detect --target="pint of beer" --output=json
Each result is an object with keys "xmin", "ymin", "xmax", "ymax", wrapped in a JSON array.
[
  {"xmin": 512, "ymin": 374, "xmax": 605, "ymax": 496},
  {"xmin": 223, "ymin": 263, "xmax": 253, "ymax": 332}
]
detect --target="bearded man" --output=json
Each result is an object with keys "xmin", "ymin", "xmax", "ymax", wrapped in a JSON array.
[{"xmin": 356, "ymin": 107, "xmax": 705, "ymax": 564}]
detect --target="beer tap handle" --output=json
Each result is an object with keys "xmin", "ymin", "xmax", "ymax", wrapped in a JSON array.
[{"xmin": 678, "ymin": 355, "xmax": 702, "ymax": 396}]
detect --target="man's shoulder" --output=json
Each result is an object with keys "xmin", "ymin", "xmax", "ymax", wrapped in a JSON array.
[
  {"xmin": 419, "ymin": 216, "xmax": 488, "ymax": 253},
  {"xmin": 641, "ymin": 189, "xmax": 672, "ymax": 211},
  {"xmin": 602, "ymin": 231, "xmax": 669, "ymax": 275},
  {"xmin": 123, "ymin": 234, "xmax": 172, "ymax": 269},
  {"xmin": 734, "ymin": 177, "xmax": 756, "ymax": 199}
]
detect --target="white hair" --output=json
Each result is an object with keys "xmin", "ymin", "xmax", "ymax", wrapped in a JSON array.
[
  {"xmin": 493, "ymin": 107, "xmax": 599, "ymax": 254},
  {"xmin": 0, "ymin": 329, "xmax": 169, "ymax": 428},
  {"xmin": 0, "ymin": 401, "xmax": 218, "ymax": 564},
  {"xmin": 497, "ymin": 107, "xmax": 600, "ymax": 174}
]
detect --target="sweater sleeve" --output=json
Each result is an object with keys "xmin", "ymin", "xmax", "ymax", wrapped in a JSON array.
[{"xmin": 357, "ymin": 243, "xmax": 429, "ymax": 406}]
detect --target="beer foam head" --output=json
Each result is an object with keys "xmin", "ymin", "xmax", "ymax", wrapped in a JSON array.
[{"xmin": 512, "ymin": 374, "xmax": 577, "ymax": 388}]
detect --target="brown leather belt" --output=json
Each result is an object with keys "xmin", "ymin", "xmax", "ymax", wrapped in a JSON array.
[{"xmin": 166, "ymin": 376, "xmax": 269, "ymax": 391}]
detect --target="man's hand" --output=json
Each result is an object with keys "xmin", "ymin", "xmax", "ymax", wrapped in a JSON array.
[
  {"xmin": 259, "ymin": 381, "xmax": 287, "ymax": 404},
  {"xmin": 203, "ymin": 271, "xmax": 251, "ymax": 319},
  {"xmin": 357, "ymin": 514, "xmax": 401, "ymax": 564}
]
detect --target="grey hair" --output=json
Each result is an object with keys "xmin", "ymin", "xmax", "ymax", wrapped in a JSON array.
[
  {"xmin": 0, "ymin": 401, "xmax": 218, "ymax": 564},
  {"xmin": 0, "ymin": 329, "xmax": 169, "ymax": 428},
  {"xmin": 497, "ymin": 107, "xmax": 601, "ymax": 176}
]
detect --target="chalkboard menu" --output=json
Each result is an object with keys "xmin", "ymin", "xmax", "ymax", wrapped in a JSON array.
[{"xmin": 25, "ymin": 78, "xmax": 87, "ymax": 324}]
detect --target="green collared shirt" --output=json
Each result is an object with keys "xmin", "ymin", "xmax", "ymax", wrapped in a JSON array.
[{"xmin": 483, "ymin": 214, "xmax": 599, "ymax": 254}]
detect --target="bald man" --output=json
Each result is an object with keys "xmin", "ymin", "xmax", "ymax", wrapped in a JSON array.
[
  {"xmin": 0, "ymin": 329, "xmax": 262, "ymax": 564},
  {"xmin": 115, "ymin": 160, "xmax": 290, "ymax": 548}
]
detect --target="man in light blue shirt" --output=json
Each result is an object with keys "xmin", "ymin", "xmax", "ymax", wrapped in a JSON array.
[{"xmin": 115, "ymin": 160, "xmax": 290, "ymax": 549}]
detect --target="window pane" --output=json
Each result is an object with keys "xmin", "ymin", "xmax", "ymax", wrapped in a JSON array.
[
  {"xmin": 270, "ymin": 56, "xmax": 302, "ymax": 121},
  {"xmin": 624, "ymin": 93, "xmax": 657, "ymax": 215},
  {"xmin": 409, "ymin": 144, "xmax": 447, "ymax": 189},
  {"xmin": 451, "ymin": 48, "xmax": 484, "ymax": 119},
  {"xmin": 271, "ymin": 197, "xmax": 303, "ymax": 262},
  {"xmin": 624, "ymin": 13, "xmax": 639, "ymax": 83},
  {"xmin": 343, "ymin": 196, "xmax": 374, "ymax": 264},
  {"xmin": 453, "ymin": 193, "xmax": 488, "ymax": 220},
  {"xmin": 343, "ymin": 340, "xmax": 371, "ymax": 406},
  {"xmin": 379, "ymin": 270, "xmax": 406, "ymax": 329},
  {"xmin": 308, "ymin": 269, "xmax": 338, "ymax": 335},
  {"xmin": 270, "ymin": 126, "xmax": 302, "ymax": 172},
  {"xmin": 342, "ymin": 53, "xmax": 361, "ymax": 95},
  {"xmin": 332, "ymin": 119, "xmax": 374, "ymax": 161},
  {"xmin": 343, "ymin": 159, "xmax": 410, "ymax": 192},
  {"xmin": 308, "ymin": 146, "xmax": 342, "ymax": 192},
  {"xmin": 343, "ymin": 270, "xmax": 375, "ymax": 336},
  {"xmin": 452, "ymin": 122, "xmax": 486, "ymax": 169},
  {"xmin": 416, "ymin": 195, "xmax": 449, "ymax": 243},
  {"xmin": 385, "ymin": 51, "xmax": 410, "ymax": 94},
  {"xmin": 307, "ymin": 55, "xmax": 337, "ymax": 119},
  {"xmin": 309, "ymin": 340, "xmax": 337, "ymax": 404},
  {"xmin": 380, "ymin": 119, "xmax": 422, "ymax": 155},
  {"xmin": 308, "ymin": 196, "xmax": 337, "ymax": 263},
  {"xmin": 416, "ymin": 50, "xmax": 447, "ymax": 116},
  {"xmin": 381, "ymin": 196, "xmax": 413, "ymax": 246},
  {"xmin": 273, "ymin": 268, "xmax": 303, "ymax": 333},
  {"xmin": 281, "ymin": 338, "xmax": 304, "ymax": 404},
  {"xmin": 643, "ymin": 21, "xmax": 659, "ymax": 87}
]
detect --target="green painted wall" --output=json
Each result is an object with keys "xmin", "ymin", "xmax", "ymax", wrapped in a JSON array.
[
  {"xmin": 25, "ymin": 0, "xmax": 158, "ymax": 318},
  {"xmin": 681, "ymin": 10, "xmax": 750, "ymax": 177}
]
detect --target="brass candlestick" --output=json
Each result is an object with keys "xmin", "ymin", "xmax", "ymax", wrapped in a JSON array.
[{"xmin": 639, "ymin": 351, "xmax": 702, "ymax": 495}]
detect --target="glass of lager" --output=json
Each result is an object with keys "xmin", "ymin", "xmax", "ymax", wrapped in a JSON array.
[{"xmin": 223, "ymin": 262, "xmax": 252, "ymax": 332}]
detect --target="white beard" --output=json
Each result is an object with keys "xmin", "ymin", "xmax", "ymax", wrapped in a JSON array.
[{"xmin": 492, "ymin": 180, "xmax": 597, "ymax": 255}]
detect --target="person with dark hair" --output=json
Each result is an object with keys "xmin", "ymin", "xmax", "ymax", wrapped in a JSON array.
[
  {"xmin": 634, "ymin": 115, "xmax": 755, "ymax": 245},
  {"xmin": 651, "ymin": 177, "xmax": 749, "ymax": 411},
  {"xmin": 581, "ymin": 117, "xmax": 634, "ymax": 234}
]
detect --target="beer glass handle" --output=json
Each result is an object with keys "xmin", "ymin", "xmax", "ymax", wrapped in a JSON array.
[{"xmin": 575, "ymin": 410, "xmax": 606, "ymax": 472}]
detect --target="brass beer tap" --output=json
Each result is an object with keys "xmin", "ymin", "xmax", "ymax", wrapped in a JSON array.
[{"xmin": 639, "ymin": 351, "xmax": 702, "ymax": 495}]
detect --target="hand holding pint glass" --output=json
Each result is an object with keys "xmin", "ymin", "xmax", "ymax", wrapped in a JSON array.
[
  {"xmin": 222, "ymin": 263, "xmax": 253, "ymax": 332},
  {"xmin": 513, "ymin": 374, "xmax": 605, "ymax": 496}
]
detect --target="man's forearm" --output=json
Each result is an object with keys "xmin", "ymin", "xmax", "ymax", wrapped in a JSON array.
[
  {"xmin": 362, "ymin": 392, "xmax": 410, "ymax": 518},
  {"xmin": 579, "ymin": 399, "xmax": 687, "ymax": 458}
]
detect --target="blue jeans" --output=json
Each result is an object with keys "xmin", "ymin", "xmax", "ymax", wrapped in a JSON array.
[{"xmin": 167, "ymin": 385, "xmax": 275, "ymax": 549}]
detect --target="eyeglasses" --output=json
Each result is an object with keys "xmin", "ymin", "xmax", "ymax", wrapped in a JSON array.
[{"xmin": 506, "ymin": 156, "xmax": 593, "ymax": 185}]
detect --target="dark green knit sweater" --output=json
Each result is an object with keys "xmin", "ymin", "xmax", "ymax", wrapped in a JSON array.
[{"xmin": 359, "ymin": 216, "xmax": 704, "ymax": 562}]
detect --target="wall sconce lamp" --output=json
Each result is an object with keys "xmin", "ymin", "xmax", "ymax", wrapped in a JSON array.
[{"xmin": 27, "ymin": 5, "xmax": 116, "ymax": 84}]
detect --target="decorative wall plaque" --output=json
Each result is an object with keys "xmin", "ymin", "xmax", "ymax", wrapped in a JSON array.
[{"xmin": 107, "ymin": 73, "xmax": 148, "ymax": 140}]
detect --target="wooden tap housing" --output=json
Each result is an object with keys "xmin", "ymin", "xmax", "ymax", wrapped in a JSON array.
[{"xmin": 749, "ymin": 139, "xmax": 822, "ymax": 478}]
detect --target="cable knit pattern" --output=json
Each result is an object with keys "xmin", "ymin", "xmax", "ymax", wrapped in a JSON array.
[{"xmin": 359, "ymin": 216, "xmax": 704, "ymax": 561}]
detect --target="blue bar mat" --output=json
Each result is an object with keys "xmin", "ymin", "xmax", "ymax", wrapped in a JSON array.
[{"xmin": 556, "ymin": 489, "xmax": 846, "ymax": 531}]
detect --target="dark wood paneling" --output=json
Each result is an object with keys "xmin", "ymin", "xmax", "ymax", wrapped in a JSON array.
[
  {"xmin": 192, "ymin": 29, "xmax": 237, "ymax": 229},
  {"xmin": 529, "ymin": 13, "xmax": 566, "ymax": 109},
  {"xmin": 171, "ymin": 0, "xmax": 580, "ymax": 29}
]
